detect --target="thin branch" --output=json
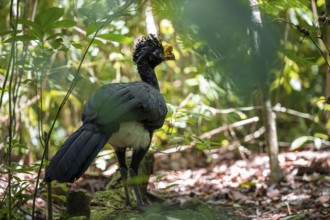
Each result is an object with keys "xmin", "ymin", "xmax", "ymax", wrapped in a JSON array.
[
  {"xmin": 202, "ymin": 105, "xmax": 262, "ymax": 115},
  {"xmin": 293, "ymin": 22, "xmax": 329, "ymax": 68},
  {"xmin": 276, "ymin": 18, "xmax": 330, "ymax": 68},
  {"xmin": 243, "ymin": 126, "xmax": 265, "ymax": 142},
  {"xmin": 199, "ymin": 116, "xmax": 260, "ymax": 139},
  {"xmin": 155, "ymin": 116, "xmax": 260, "ymax": 156},
  {"xmin": 6, "ymin": 0, "xmax": 20, "ymax": 219},
  {"xmin": 272, "ymin": 104, "xmax": 315, "ymax": 121}
]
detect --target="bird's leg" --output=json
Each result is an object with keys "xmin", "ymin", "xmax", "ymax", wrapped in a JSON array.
[
  {"xmin": 129, "ymin": 147, "xmax": 149, "ymax": 206},
  {"xmin": 114, "ymin": 147, "xmax": 132, "ymax": 207}
]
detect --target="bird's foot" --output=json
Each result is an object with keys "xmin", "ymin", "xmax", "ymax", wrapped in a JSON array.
[
  {"xmin": 119, "ymin": 167, "xmax": 133, "ymax": 207},
  {"xmin": 128, "ymin": 168, "xmax": 145, "ymax": 206}
]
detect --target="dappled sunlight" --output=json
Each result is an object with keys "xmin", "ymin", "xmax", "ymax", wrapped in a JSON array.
[
  {"xmin": 150, "ymin": 150, "xmax": 330, "ymax": 218},
  {"xmin": 1, "ymin": 0, "xmax": 330, "ymax": 219}
]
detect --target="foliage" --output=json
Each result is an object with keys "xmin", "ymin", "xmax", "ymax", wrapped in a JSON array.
[{"xmin": 0, "ymin": 0, "xmax": 330, "ymax": 219}]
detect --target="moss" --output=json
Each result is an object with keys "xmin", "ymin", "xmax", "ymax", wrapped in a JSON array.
[{"xmin": 90, "ymin": 198, "xmax": 250, "ymax": 220}]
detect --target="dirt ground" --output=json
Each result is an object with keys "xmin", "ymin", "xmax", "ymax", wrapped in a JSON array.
[{"xmin": 71, "ymin": 148, "xmax": 330, "ymax": 219}]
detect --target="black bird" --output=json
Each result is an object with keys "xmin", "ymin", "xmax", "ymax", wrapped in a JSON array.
[{"xmin": 45, "ymin": 34, "xmax": 175, "ymax": 206}]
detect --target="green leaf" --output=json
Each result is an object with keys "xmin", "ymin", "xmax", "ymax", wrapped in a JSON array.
[
  {"xmin": 1, "ymin": 164, "xmax": 13, "ymax": 172},
  {"xmin": 314, "ymin": 133, "xmax": 329, "ymax": 140},
  {"xmin": 281, "ymin": 213, "xmax": 307, "ymax": 220},
  {"xmin": 36, "ymin": 7, "xmax": 64, "ymax": 27},
  {"xmin": 0, "ymin": 30, "xmax": 13, "ymax": 37},
  {"xmin": 161, "ymin": 183, "xmax": 178, "ymax": 190},
  {"xmin": 4, "ymin": 35, "xmax": 38, "ymax": 43},
  {"xmin": 24, "ymin": 28, "xmax": 43, "ymax": 41},
  {"xmin": 290, "ymin": 136, "xmax": 315, "ymax": 150},
  {"xmin": 86, "ymin": 23, "xmax": 101, "ymax": 36},
  {"xmin": 17, "ymin": 18, "xmax": 41, "ymax": 33},
  {"xmin": 45, "ymin": 33, "xmax": 63, "ymax": 41},
  {"xmin": 13, "ymin": 143, "xmax": 28, "ymax": 149},
  {"xmin": 21, "ymin": 79, "xmax": 34, "ymax": 85},
  {"xmin": 71, "ymin": 42, "xmax": 83, "ymax": 49},
  {"xmin": 51, "ymin": 38, "xmax": 63, "ymax": 49},
  {"xmin": 47, "ymin": 20, "xmax": 76, "ymax": 30},
  {"xmin": 97, "ymin": 33, "xmax": 133, "ymax": 44},
  {"xmin": 51, "ymin": 194, "xmax": 67, "ymax": 203},
  {"xmin": 86, "ymin": 38, "xmax": 104, "ymax": 46}
]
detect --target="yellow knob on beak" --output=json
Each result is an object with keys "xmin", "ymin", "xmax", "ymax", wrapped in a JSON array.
[{"xmin": 163, "ymin": 44, "xmax": 175, "ymax": 61}]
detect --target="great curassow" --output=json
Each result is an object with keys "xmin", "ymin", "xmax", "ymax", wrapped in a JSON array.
[{"xmin": 45, "ymin": 34, "xmax": 175, "ymax": 206}]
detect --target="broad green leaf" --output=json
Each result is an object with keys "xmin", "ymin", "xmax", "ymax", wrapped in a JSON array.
[
  {"xmin": 71, "ymin": 42, "xmax": 83, "ymax": 49},
  {"xmin": 17, "ymin": 18, "xmax": 41, "ymax": 33},
  {"xmin": 314, "ymin": 133, "xmax": 328, "ymax": 140},
  {"xmin": 86, "ymin": 23, "xmax": 102, "ymax": 36},
  {"xmin": 4, "ymin": 35, "xmax": 38, "ymax": 43},
  {"xmin": 45, "ymin": 33, "xmax": 63, "ymax": 41},
  {"xmin": 24, "ymin": 28, "xmax": 43, "ymax": 41},
  {"xmin": 43, "ymin": 7, "xmax": 64, "ymax": 25},
  {"xmin": 47, "ymin": 20, "xmax": 76, "ymax": 30},
  {"xmin": 290, "ymin": 136, "xmax": 315, "ymax": 150},
  {"xmin": 15, "ymin": 167, "xmax": 34, "ymax": 173},
  {"xmin": 36, "ymin": 7, "xmax": 64, "ymax": 27},
  {"xmin": 86, "ymin": 38, "xmax": 104, "ymax": 46},
  {"xmin": 0, "ymin": 30, "xmax": 14, "ymax": 37},
  {"xmin": 97, "ymin": 33, "xmax": 133, "ymax": 44}
]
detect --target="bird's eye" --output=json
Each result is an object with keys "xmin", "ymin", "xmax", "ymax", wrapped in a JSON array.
[{"xmin": 152, "ymin": 50, "xmax": 161, "ymax": 57}]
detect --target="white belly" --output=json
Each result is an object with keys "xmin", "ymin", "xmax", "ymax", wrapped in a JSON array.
[{"xmin": 108, "ymin": 122, "xmax": 151, "ymax": 149}]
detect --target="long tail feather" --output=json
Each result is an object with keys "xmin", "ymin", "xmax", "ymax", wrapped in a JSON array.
[{"xmin": 45, "ymin": 123, "xmax": 108, "ymax": 182}]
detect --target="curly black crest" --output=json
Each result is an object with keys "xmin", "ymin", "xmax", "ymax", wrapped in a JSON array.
[{"xmin": 133, "ymin": 34, "xmax": 163, "ymax": 65}]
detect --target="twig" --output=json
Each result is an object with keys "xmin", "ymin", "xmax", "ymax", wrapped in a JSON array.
[
  {"xmin": 200, "ymin": 116, "xmax": 260, "ymax": 139},
  {"xmin": 155, "ymin": 116, "xmax": 259, "ymax": 156},
  {"xmin": 285, "ymin": 202, "xmax": 292, "ymax": 215},
  {"xmin": 276, "ymin": 18, "xmax": 330, "ymax": 68},
  {"xmin": 272, "ymin": 104, "xmax": 315, "ymax": 121},
  {"xmin": 202, "ymin": 105, "xmax": 262, "ymax": 115},
  {"xmin": 243, "ymin": 126, "xmax": 265, "ymax": 142}
]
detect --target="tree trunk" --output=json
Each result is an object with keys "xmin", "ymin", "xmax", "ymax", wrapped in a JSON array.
[
  {"xmin": 249, "ymin": 0, "xmax": 283, "ymax": 182},
  {"xmin": 263, "ymin": 92, "xmax": 283, "ymax": 182}
]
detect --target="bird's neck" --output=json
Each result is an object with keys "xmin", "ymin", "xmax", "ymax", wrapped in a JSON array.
[{"xmin": 137, "ymin": 61, "xmax": 160, "ymax": 90}]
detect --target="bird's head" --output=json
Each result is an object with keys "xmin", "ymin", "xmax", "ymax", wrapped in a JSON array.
[{"xmin": 133, "ymin": 34, "xmax": 175, "ymax": 68}]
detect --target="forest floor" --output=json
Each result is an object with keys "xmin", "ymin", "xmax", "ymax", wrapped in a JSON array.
[
  {"xmin": 149, "ymin": 148, "xmax": 330, "ymax": 220},
  {"xmin": 70, "ymin": 148, "xmax": 330, "ymax": 220},
  {"xmin": 12, "ymin": 148, "xmax": 330, "ymax": 219}
]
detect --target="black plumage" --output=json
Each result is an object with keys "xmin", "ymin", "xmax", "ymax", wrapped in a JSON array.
[{"xmin": 45, "ymin": 34, "xmax": 175, "ymax": 206}]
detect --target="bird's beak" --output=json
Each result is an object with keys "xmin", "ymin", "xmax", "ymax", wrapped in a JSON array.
[{"xmin": 163, "ymin": 45, "xmax": 175, "ymax": 61}]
